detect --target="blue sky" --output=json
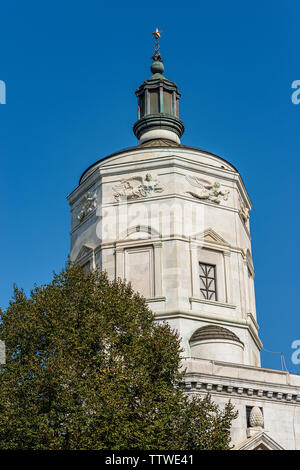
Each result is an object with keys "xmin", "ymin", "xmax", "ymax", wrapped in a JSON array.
[{"xmin": 0, "ymin": 0, "xmax": 299, "ymax": 371}]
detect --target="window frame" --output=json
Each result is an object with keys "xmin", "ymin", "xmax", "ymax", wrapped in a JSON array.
[{"xmin": 199, "ymin": 262, "xmax": 218, "ymax": 301}]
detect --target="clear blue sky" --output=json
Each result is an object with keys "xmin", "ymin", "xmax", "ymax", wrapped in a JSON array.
[{"xmin": 0, "ymin": 0, "xmax": 299, "ymax": 371}]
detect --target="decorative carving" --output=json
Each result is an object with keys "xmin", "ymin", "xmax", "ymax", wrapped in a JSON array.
[
  {"xmin": 249, "ymin": 406, "xmax": 264, "ymax": 428},
  {"xmin": 242, "ymin": 248, "xmax": 254, "ymax": 277},
  {"xmin": 239, "ymin": 199, "xmax": 250, "ymax": 223},
  {"xmin": 193, "ymin": 228, "xmax": 230, "ymax": 247},
  {"xmin": 112, "ymin": 173, "xmax": 164, "ymax": 201},
  {"xmin": 77, "ymin": 192, "xmax": 97, "ymax": 221},
  {"xmin": 75, "ymin": 245, "xmax": 93, "ymax": 261},
  {"xmin": 185, "ymin": 175, "xmax": 229, "ymax": 204}
]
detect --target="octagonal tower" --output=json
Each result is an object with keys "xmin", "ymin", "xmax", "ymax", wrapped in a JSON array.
[
  {"xmin": 67, "ymin": 35, "xmax": 300, "ymax": 450},
  {"xmin": 67, "ymin": 49, "xmax": 261, "ymax": 368}
]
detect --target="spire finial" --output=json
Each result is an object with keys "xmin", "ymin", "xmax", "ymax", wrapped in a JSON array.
[
  {"xmin": 152, "ymin": 28, "xmax": 163, "ymax": 61},
  {"xmin": 151, "ymin": 28, "xmax": 164, "ymax": 74}
]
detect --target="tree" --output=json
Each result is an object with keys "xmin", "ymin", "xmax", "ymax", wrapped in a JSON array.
[{"xmin": 0, "ymin": 264, "xmax": 237, "ymax": 450}]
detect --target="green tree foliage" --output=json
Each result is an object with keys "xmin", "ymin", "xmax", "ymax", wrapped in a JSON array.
[{"xmin": 0, "ymin": 264, "xmax": 237, "ymax": 450}]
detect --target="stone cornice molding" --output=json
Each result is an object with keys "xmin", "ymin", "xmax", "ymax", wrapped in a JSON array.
[
  {"xmin": 102, "ymin": 192, "xmax": 240, "ymax": 212},
  {"xmin": 146, "ymin": 296, "xmax": 166, "ymax": 303},
  {"xmin": 98, "ymin": 236, "xmax": 252, "ymax": 261},
  {"xmin": 114, "ymin": 238, "xmax": 162, "ymax": 251},
  {"xmin": 183, "ymin": 374, "xmax": 300, "ymax": 405},
  {"xmin": 189, "ymin": 297, "xmax": 236, "ymax": 310},
  {"xmin": 155, "ymin": 310, "xmax": 262, "ymax": 349},
  {"xmin": 247, "ymin": 312, "xmax": 259, "ymax": 331}
]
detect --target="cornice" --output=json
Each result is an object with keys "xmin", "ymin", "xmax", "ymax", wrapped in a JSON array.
[
  {"xmin": 99, "ymin": 154, "xmax": 237, "ymax": 182},
  {"xmin": 189, "ymin": 297, "xmax": 236, "ymax": 310},
  {"xmin": 78, "ymin": 143, "xmax": 244, "ymax": 186},
  {"xmin": 183, "ymin": 372, "xmax": 300, "ymax": 405},
  {"xmin": 96, "ymin": 235, "xmax": 252, "ymax": 260},
  {"xmin": 155, "ymin": 309, "xmax": 262, "ymax": 349}
]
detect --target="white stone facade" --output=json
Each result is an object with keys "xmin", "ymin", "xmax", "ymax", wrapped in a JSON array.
[{"xmin": 68, "ymin": 142, "xmax": 300, "ymax": 449}]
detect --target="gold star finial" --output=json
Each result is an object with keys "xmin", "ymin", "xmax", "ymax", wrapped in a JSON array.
[
  {"xmin": 152, "ymin": 28, "xmax": 162, "ymax": 40},
  {"xmin": 152, "ymin": 28, "xmax": 163, "ymax": 61}
]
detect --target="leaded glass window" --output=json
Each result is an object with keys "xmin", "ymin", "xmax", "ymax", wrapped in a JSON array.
[{"xmin": 199, "ymin": 263, "xmax": 217, "ymax": 300}]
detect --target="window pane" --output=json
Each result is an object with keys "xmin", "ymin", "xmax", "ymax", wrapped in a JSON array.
[
  {"xmin": 208, "ymin": 291, "xmax": 216, "ymax": 301},
  {"xmin": 200, "ymin": 289, "xmax": 208, "ymax": 299},
  {"xmin": 139, "ymin": 96, "xmax": 145, "ymax": 117},
  {"xmin": 163, "ymin": 91, "xmax": 172, "ymax": 115},
  {"xmin": 199, "ymin": 263, "xmax": 217, "ymax": 301},
  {"xmin": 149, "ymin": 90, "xmax": 159, "ymax": 114},
  {"xmin": 199, "ymin": 264, "xmax": 206, "ymax": 276},
  {"xmin": 206, "ymin": 266, "xmax": 214, "ymax": 278}
]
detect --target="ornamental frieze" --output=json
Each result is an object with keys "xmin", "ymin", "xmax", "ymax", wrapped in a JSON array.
[{"xmin": 112, "ymin": 173, "xmax": 164, "ymax": 201}]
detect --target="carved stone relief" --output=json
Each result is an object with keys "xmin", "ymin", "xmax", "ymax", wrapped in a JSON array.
[
  {"xmin": 185, "ymin": 175, "xmax": 229, "ymax": 204},
  {"xmin": 239, "ymin": 200, "xmax": 250, "ymax": 223},
  {"xmin": 242, "ymin": 248, "xmax": 254, "ymax": 277},
  {"xmin": 112, "ymin": 173, "xmax": 164, "ymax": 201},
  {"xmin": 77, "ymin": 191, "xmax": 97, "ymax": 221}
]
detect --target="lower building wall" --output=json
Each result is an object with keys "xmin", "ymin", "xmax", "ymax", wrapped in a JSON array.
[
  {"xmin": 183, "ymin": 358, "xmax": 300, "ymax": 450},
  {"xmin": 193, "ymin": 391, "xmax": 300, "ymax": 450}
]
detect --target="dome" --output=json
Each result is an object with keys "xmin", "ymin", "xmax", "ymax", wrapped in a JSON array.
[
  {"xmin": 189, "ymin": 325, "xmax": 244, "ymax": 364},
  {"xmin": 190, "ymin": 325, "xmax": 244, "ymax": 345}
]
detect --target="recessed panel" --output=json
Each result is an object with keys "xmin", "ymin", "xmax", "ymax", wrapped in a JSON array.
[{"xmin": 125, "ymin": 248, "xmax": 153, "ymax": 298}]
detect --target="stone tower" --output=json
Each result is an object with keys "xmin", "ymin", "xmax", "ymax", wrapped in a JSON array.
[{"xmin": 68, "ymin": 38, "xmax": 300, "ymax": 449}]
